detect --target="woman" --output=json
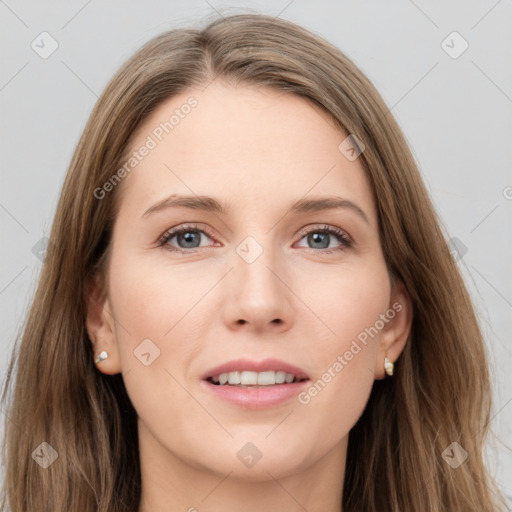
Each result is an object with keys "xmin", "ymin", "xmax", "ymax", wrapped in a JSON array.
[{"xmin": 1, "ymin": 13, "xmax": 506, "ymax": 511}]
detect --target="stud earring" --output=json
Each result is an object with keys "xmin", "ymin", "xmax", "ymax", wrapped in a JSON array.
[
  {"xmin": 94, "ymin": 350, "xmax": 109, "ymax": 364},
  {"xmin": 384, "ymin": 356, "xmax": 394, "ymax": 376}
]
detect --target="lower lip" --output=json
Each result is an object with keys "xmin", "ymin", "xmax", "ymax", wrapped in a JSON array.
[{"xmin": 201, "ymin": 379, "xmax": 310, "ymax": 409}]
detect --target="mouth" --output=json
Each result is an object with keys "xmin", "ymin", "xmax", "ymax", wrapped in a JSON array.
[
  {"xmin": 206, "ymin": 370, "xmax": 309, "ymax": 388},
  {"xmin": 201, "ymin": 359, "xmax": 310, "ymax": 409}
]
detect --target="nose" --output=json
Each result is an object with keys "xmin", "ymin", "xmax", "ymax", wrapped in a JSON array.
[{"xmin": 221, "ymin": 237, "xmax": 294, "ymax": 334}]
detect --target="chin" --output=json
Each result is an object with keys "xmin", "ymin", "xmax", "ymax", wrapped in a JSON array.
[{"xmin": 191, "ymin": 435, "xmax": 313, "ymax": 481}]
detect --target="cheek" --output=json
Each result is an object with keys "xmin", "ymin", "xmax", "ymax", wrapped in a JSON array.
[
  {"xmin": 294, "ymin": 257, "xmax": 389, "ymax": 420},
  {"xmin": 106, "ymin": 247, "xmax": 199, "ymax": 394},
  {"xmin": 295, "ymin": 253, "xmax": 390, "ymax": 346},
  {"xmin": 106, "ymin": 251, "xmax": 204, "ymax": 431},
  {"xmin": 108, "ymin": 247, "xmax": 200, "ymax": 341}
]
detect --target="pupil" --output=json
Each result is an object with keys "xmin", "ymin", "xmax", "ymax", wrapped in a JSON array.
[
  {"xmin": 309, "ymin": 232, "xmax": 328, "ymax": 249},
  {"xmin": 179, "ymin": 231, "xmax": 199, "ymax": 248}
]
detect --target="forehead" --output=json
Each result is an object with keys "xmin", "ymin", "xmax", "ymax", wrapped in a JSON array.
[{"xmin": 115, "ymin": 82, "xmax": 376, "ymax": 222}]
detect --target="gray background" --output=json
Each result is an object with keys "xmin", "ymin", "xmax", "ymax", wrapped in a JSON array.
[{"xmin": 1, "ymin": 0, "xmax": 511, "ymax": 505}]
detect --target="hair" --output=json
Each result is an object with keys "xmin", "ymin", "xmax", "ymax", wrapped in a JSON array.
[{"xmin": 1, "ymin": 12, "xmax": 506, "ymax": 512}]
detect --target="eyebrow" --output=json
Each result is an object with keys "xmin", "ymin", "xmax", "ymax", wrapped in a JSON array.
[{"xmin": 142, "ymin": 194, "xmax": 369, "ymax": 224}]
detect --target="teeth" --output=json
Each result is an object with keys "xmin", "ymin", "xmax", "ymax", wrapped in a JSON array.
[
  {"xmin": 275, "ymin": 371, "xmax": 286, "ymax": 384},
  {"xmin": 241, "ymin": 371, "xmax": 258, "ymax": 385},
  {"xmin": 227, "ymin": 371, "xmax": 241, "ymax": 385},
  {"xmin": 257, "ymin": 371, "xmax": 275, "ymax": 385},
  {"xmin": 211, "ymin": 370, "xmax": 301, "ymax": 386}
]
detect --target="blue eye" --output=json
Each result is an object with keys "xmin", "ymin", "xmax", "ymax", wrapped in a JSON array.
[
  {"xmin": 158, "ymin": 225, "xmax": 215, "ymax": 252},
  {"xmin": 158, "ymin": 223, "xmax": 352, "ymax": 254},
  {"xmin": 295, "ymin": 225, "xmax": 352, "ymax": 253}
]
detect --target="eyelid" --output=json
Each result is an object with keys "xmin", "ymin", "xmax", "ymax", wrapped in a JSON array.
[
  {"xmin": 158, "ymin": 222, "xmax": 353, "ymax": 252},
  {"xmin": 157, "ymin": 223, "xmax": 218, "ymax": 247},
  {"xmin": 296, "ymin": 223, "xmax": 352, "ymax": 243}
]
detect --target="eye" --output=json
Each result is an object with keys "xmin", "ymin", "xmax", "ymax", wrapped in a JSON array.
[
  {"xmin": 158, "ymin": 223, "xmax": 352, "ymax": 254},
  {"xmin": 295, "ymin": 225, "xmax": 352, "ymax": 254},
  {"xmin": 158, "ymin": 224, "xmax": 217, "ymax": 253}
]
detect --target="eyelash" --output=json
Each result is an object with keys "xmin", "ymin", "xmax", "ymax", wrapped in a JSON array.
[{"xmin": 157, "ymin": 223, "xmax": 353, "ymax": 255}]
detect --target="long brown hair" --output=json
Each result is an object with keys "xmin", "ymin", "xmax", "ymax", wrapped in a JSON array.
[{"xmin": 1, "ymin": 13, "xmax": 505, "ymax": 511}]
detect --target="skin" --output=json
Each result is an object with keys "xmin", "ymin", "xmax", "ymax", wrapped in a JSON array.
[{"xmin": 86, "ymin": 81, "xmax": 412, "ymax": 512}]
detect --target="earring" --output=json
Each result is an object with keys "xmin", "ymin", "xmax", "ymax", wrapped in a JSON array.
[
  {"xmin": 384, "ymin": 356, "xmax": 394, "ymax": 376},
  {"xmin": 94, "ymin": 350, "xmax": 109, "ymax": 364}
]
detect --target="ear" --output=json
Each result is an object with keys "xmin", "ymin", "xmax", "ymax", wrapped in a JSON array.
[
  {"xmin": 373, "ymin": 279, "xmax": 413, "ymax": 380},
  {"xmin": 84, "ymin": 272, "xmax": 122, "ymax": 375}
]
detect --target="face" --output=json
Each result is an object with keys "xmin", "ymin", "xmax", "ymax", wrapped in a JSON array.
[{"xmin": 87, "ymin": 81, "xmax": 411, "ymax": 482}]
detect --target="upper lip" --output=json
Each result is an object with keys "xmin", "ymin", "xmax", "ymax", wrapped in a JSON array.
[{"xmin": 201, "ymin": 358, "xmax": 310, "ymax": 380}]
